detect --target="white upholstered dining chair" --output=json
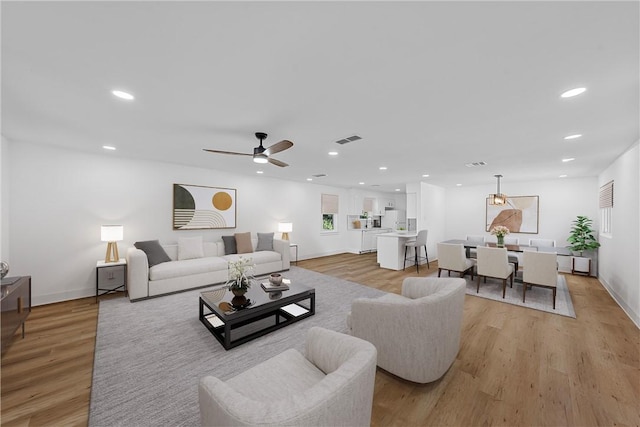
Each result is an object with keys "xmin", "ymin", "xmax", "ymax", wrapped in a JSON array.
[
  {"xmin": 437, "ymin": 242, "xmax": 475, "ymax": 279},
  {"xmin": 465, "ymin": 235, "xmax": 485, "ymax": 259},
  {"xmin": 475, "ymin": 246, "xmax": 514, "ymax": 298},
  {"xmin": 529, "ymin": 238, "xmax": 556, "ymax": 247},
  {"xmin": 522, "ymin": 251, "xmax": 558, "ymax": 309}
]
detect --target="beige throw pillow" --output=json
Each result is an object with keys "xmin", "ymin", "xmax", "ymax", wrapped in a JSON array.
[{"xmin": 235, "ymin": 232, "xmax": 254, "ymax": 254}]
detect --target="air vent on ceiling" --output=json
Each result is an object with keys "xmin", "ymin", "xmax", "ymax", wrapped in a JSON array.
[
  {"xmin": 312, "ymin": 173, "xmax": 327, "ymax": 178},
  {"xmin": 465, "ymin": 161, "xmax": 487, "ymax": 167},
  {"xmin": 335, "ymin": 135, "xmax": 362, "ymax": 145}
]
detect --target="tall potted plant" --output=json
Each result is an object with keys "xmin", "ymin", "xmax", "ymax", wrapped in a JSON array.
[{"xmin": 567, "ymin": 215, "xmax": 600, "ymax": 275}]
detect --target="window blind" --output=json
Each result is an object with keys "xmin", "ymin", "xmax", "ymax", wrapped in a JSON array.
[
  {"xmin": 321, "ymin": 194, "xmax": 339, "ymax": 214},
  {"xmin": 599, "ymin": 181, "xmax": 614, "ymax": 208}
]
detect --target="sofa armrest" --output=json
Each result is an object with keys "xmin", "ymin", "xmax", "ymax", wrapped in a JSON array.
[
  {"xmin": 272, "ymin": 238, "xmax": 291, "ymax": 270},
  {"xmin": 126, "ymin": 247, "xmax": 149, "ymax": 301}
]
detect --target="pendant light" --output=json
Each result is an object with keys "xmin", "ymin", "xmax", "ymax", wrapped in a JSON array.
[{"xmin": 489, "ymin": 174, "xmax": 507, "ymax": 205}]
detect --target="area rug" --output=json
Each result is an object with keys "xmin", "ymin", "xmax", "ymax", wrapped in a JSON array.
[
  {"xmin": 89, "ymin": 266, "xmax": 385, "ymax": 427},
  {"xmin": 428, "ymin": 271, "xmax": 576, "ymax": 318}
]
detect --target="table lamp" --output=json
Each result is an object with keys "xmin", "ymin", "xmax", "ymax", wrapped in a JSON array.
[
  {"xmin": 278, "ymin": 222, "xmax": 292, "ymax": 240},
  {"xmin": 101, "ymin": 225, "xmax": 123, "ymax": 263}
]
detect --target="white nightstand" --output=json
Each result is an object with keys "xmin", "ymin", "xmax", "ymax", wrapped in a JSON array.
[{"xmin": 96, "ymin": 259, "xmax": 127, "ymax": 301}]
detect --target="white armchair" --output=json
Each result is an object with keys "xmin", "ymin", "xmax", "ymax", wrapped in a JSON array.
[
  {"xmin": 198, "ymin": 327, "xmax": 377, "ymax": 427},
  {"xmin": 523, "ymin": 251, "xmax": 558, "ymax": 309},
  {"xmin": 348, "ymin": 277, "xmax": 466, "ymax": 384},
  {"xmin": 437, "ymin": 242, "xmax": 475, "ymax": 279},
  {"xmin": 476, "ymin": 246, "xmax": 515, "ymax": 298}
]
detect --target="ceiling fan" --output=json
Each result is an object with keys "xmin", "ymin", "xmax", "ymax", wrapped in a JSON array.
[{"xmin": 203, "ymin": 132, "xmax": 293, "ymax": 167}]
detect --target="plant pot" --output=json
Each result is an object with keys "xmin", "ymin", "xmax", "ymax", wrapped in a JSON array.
[{"xmin": 231, "ymin": 288, "xmax": 247, "ymax": 297}]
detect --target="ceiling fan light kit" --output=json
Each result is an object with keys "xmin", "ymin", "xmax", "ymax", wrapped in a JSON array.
[{"xmin": 204, "ymin": 132, "xmax": 293, "ymax": 167}]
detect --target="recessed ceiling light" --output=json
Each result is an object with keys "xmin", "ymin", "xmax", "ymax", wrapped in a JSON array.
[
  {"xmin": 395, "ymin": 189, "xmax": 401, "ymax": 192},
  {"xmin": 564, "ymin": 134, "xmax": 582, "ymax": 140},
  {"xmin": 328, "ymin": 151, "xmax": 338, "ymax": 156},
  {"xmin": 422, "ymin": 174, "xmax": 430, "ymax": 178},
  {"xmin": 306, "ymin": 178, "xmax": 313, "ymax": 181},
  {"xmin": 379, "ymin": 166, "xmax": 387, "ymax": 170},
  {"xmin": 111, "ymin": 90, "xmax": 134, "ymax": 100},
  {"xmin": 562, "ymin": 158, "xmax": 575, "ymax": 163},
  {"xmin": 560, "ymin": 87, "xmax": 586, "ymax": 98},
  {"xmin": 256, "ymin": 170, "xmax": 264, "ymax": 174},
  {"xmin": 559, "ymin": 174, "xmax": 568, "ymax": 178},
  {"xmin": 456, "ymin": 184, "xmax": 462, "ymax": 187},
  {"xmin": 102, "ymin": 145, "xmax": 116, "ymax": 150},
  {"xmin": 359, "ymin": 182, "xmax": 365, "ymax": 185}
]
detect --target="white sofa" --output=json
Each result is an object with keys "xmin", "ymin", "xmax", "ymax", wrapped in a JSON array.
[
  {"xmin": 199, "ymin": 327, "xmax": 377, "ymax": 426},
  {"xmin": 126, "ymin": 237, "xmax": 290, "ymax": 301}
]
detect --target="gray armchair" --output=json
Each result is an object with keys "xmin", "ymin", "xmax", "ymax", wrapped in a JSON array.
[
  {"xmin": 198, "ymin": 327, "xmax": 377, "ymax": 426},
  {"xmin": 348, "ymin": 277, "xmax": 466, "ymax": 383}
]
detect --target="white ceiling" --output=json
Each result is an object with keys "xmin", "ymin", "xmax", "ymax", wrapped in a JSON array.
[{"xmin": 2, "ymin": 1, "xmax": 638, "ymax": 193}]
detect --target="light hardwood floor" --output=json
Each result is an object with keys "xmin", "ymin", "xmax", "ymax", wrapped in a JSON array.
[{"xmin": 1, "ymin": 253, "xmax": 639, "ymax": 426}]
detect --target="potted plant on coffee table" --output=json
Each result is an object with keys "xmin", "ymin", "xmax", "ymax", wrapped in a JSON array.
[
  {"xmin": 567, "ymin": 215, "xmax": 600, "ymax": 275},
  {"xmin": 226, "ymin": 257, "xmax": 255, "ymax": 296}
]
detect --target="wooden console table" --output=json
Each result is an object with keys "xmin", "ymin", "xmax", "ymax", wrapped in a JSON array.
[{"xmin": 1, "ymin": 276, "xmax": 31, "ymax": 355}]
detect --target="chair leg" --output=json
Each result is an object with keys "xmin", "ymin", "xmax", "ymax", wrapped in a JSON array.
[
  {"xmin": 403, "ymin": 247, "xmax": 408, "ymax": 270},
  {"xmin": 552, "ymin": 288, "xmax": 556, "ymax": 309},
  {"xmin": 476, "ymin": 275, "xmax": 481, "ymax": 293},
  {"xmin": 424, "ymin": 245, "xmax": 430, "ymax": 269},
  {"xmin": 438, "ymin": 268, "xmax": 442, "ymax": 277},
  {"xmin": 415, "ymin": 247, "xmax": 419, "ymax": 273},
  {"xmin": 522, "ymin": 281, "xmax": 527, "ymax": 302},
  {"xmin": 502, "ymin": 279, "xmax": 507, "ymax": 298}
]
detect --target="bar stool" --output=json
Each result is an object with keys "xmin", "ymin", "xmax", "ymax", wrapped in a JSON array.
[{"xmin": 404, "ymin": 230, "xmax": 429, "ymax": 272}]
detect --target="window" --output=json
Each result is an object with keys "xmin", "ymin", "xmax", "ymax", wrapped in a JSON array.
[
  {"xmin": 599, "ymin": 180, "xmax": 613, "ymax": 235},
  {"xmin": 321, "ymin": 193, "xmax": 339, "ymax": 232}
]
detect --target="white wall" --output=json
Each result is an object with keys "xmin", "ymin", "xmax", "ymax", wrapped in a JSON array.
[
  {"xmin": 597, "ymin": 141, "xmax": 639, "ymax": 327},
  {"xmin": 1, "ymin": 137, "xmax": 9, "ymax": 263},
  {"xmin": 5, "ymin": 140, "xmax": 369, "ymax": 305},
  {"xmin": 444, "ymin": 177, "xmax": 599, "ymax": 245}
]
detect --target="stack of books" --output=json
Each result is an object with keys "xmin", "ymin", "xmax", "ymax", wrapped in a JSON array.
[{"xmin": 261, "ymin": 278, "xmax": 290, "ymax": 292}]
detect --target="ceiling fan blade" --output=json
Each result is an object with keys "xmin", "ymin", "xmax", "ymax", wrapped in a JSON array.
[
  {"xmin": 264, "ymin": 140, "xmax": 293, "ymax": 156},
  {"xmin": 203, "ymin": 149, "xmax": 252, "ymax": 156},
  {"xmin": 268, "ymin": 157, "xmax": 289, "ymax": 167}
]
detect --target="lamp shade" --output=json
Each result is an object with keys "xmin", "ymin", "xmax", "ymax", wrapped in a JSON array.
[
  {"xmin": 101, "ymin": 225, "xmax": 123, "ymax": 242},
  {"xmin": 278, "ymin": 222, "xmax": 293, "ymax": 233}
]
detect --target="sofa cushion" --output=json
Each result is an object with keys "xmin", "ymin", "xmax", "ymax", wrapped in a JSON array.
[
  {"xmin": 256, "ymin": 232, "xmax": 274, "ymax": 251},
  {"xmin": 226, "ymin": 348, "xmax": 325, "ymax": 401},
  {"xmin": 178, "ymin": 236, "xmax": 204, "ymax": 260},
  {"xmin": 134, "ymin": 240, "xmax": 171, "ymax": 267},
  {"xmin": 235, "ymin": 232, "xmax": 253, "ymax": 254},
  {"xmin": 222, "ymin": 250, "xmax": 281, "ymax": 265},
  {"xmin": 149, "ymin": 257, "xmax": 229, "ymax": 281},
  {"xmin": 221, "ymin": 235, "xmax": 237, "ymax": 255}
]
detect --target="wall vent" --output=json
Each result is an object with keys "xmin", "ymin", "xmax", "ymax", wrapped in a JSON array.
[
  {"xmin": 465, "ymin": 161, "xmax": 487, "ymax": 167},
  {"xmin": 335, "ymin": 135, "xmax": 362, "ymax": 145},
  {"xmin": 312, "ymin": 173, "xmax": 327, "ymax": 178}
]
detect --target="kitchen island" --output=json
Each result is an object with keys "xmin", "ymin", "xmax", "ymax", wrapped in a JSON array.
[{"xmin": 376, "ymin": 232, "xmax": 418, "ymax": 270}]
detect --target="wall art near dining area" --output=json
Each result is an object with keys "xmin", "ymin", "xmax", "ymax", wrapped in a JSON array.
[
  {"xmin": 173, "ymin": 184, "xmax": 236, "ymax": 230},
  {"xmin": 486, "ymin": 195, "xmax": 539, "ymax": 234}
]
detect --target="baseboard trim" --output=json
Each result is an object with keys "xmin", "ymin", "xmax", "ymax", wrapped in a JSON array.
[{"xmin": 598, "ymin": 275, "xmax": 640, "ymax": 329}]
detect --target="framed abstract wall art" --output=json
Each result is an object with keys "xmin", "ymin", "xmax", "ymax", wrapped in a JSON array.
[
  {"xmin": 173, "ymin": 184, "xmax": 236, "ymax": 230},
  {"xmin": 485, "ymin": 195, "xmax": 539, "ymax": 234}
]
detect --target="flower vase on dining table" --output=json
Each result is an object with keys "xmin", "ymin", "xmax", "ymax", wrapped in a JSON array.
[{"xmin": 497, "ymin": 235, "xmax": 504, "ymax": 247}]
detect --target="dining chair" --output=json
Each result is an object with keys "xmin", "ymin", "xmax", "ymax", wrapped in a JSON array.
[
  {"xmin": 437, "ymin": 243, "xmax": 475, "ymax": 279},
  {"xmin": 465, "ymin": 235, "xmax": 485, "ymax": 259},
  {"xmin": 529, "ymin": 238, "xmax": 556, "ymax": 247},
  {"xmin": 404, "ymin": 230, "xmax": 429, "ymax": 272},
  {"xmin": 522, "ymin": 251, "xmax": 558, "ymax": 309},
  {"xmin": 503, "ymin": 237, "xmax": 521, "ymax": 273},
  {"xmin": 475, "ymin": 246, "xmax": 514, "ymax": 298}
]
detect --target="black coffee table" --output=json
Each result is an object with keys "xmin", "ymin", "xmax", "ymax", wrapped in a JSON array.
[{"xmin": 199, "ymin": 278, "xmax": 315, "ymax": 350}]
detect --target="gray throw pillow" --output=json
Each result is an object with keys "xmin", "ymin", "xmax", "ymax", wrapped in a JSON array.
[
  {"xmin": 134, "ymin": 240, "xmax": 171, "ymax": 267},
  {"xmin": 222, "ymin": 235, "xmax": 237, "ymax": 255},
  {"xmin": 256, "ymin": 232, "xmax": 274, "ymax": 251}
]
